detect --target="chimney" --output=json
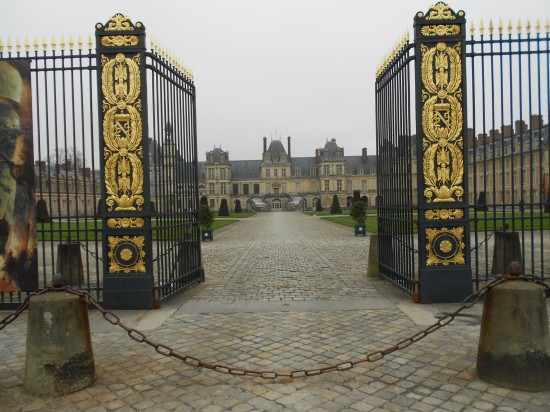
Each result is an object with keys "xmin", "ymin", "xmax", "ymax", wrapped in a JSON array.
[
  {"xmin": 515, "ymin": 120, "xmax": 527, "ymax": 136},
  {"xmin": 362, "ymin": 147, "xmax": 368, "ymax": 159},
  {"xmin": 287, "ymin": 136, "xmax": 291, "ymax": 158},
  {"xmin": 263, "ymin": 136, "xmax": 267, "ymax": 153},
  {"xmin": 477, "ymin": 133, "xmax": 487, "ymax": 146},
  {"xmin": 502, "ymin": 125, "xmax": 513, "ymax": 138},
  {"xmin": 315, "ymin": 148, "xmax": 320, "ymax": 161},
  {"xmin": 531, "ymin": 114, "xmax": 543, "ymax": 130},
  {"xmin": 467, "ymin": 128, "xmax": 475, "ymax": 146},
  {"xmin": 489, "ymin": 129, "xmax": 501, "ymax": 141}
]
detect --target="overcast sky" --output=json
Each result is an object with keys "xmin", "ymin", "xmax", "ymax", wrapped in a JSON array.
[{"xmin": 1, "ymin": 0, "xmax": 547, "ymax": 160}]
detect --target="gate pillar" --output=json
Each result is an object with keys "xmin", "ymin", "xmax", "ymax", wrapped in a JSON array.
[
  {"xmin": 95, "ymin": 14, "xmax": 154, "ymax": 309},
  {"xmin": 413, "ymin": 3, "xmax": 472, "ymax": 303}
]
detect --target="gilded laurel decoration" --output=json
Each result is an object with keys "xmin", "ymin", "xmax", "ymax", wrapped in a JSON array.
[
  {"xmin": 107, "ymin": 217, "xmax": 145, "ymax": 228},
  {"xmin": 421, "ymin": 25, "xmax": 460, "ymax": 36},
  {"xmin": 100, "ymin": 35, "xmax": 139, "ymax": 47},
  {"xmin": 426, "ymin": 227, "xmax": 465, "ymax": 266},
  {"xmin": 104, "ymin": 14, "xmax": 135, "ymax": 31},
  {"xmin": 107, "ymin": 235, "xmax": 146, "ymax": 273},
  {"xmin": 101, "ymin": 52, "xmax": 145, "ymax": 211},
  {"xmin": 421, "ymin": 41, "xmax": 464, "ymax": 203},
  {"xmin": 425, "ymin": 208, "xmax": 464, "ymax": 220},
  {"xmin": 425, "ymin": 3, "xmax": 456, "ymax": 20}
]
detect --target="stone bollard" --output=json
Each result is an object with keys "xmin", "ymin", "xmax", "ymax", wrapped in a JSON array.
[
  {"xmin": 476, "ymin": 264, "xmax": 550, "ymax": 391},
  {"xmin": 367, "ymin": 234, "xmax": 379, "ymax": 278},
  {"xmin": 56, "ymin": 242, "xmax": 84, "ymax": 285},
  {"xmin": 490, "ymin": 230, "xmax": 522, "ymax": 275},
  {"xmin": 24, "ymin": 280, "xmax": 95, "ymax": 396}
]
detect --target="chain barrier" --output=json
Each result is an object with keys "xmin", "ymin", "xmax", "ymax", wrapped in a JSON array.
[
  {"xmin": 78, "ymin": 241, "xmax": 103, "ymax": 262},
  {"xmin": 1, "ymin": 275, "xmax": 549, "ymax": 379},
  {"xmin": 470, "ymin": 231, "xmax": 494, "ymax": 253}
]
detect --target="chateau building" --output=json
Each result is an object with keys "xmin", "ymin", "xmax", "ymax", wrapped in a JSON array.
[{"xmin": 199, "ymin": 137, "xmax": 378, "ymax": 212}]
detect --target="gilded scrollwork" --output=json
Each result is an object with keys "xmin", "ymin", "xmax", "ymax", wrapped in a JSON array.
[
  {"xmin": 107, "ymin": 217, "xmax": 145, "ymax": 228},
  {"xmin": 425, "ymin": 227, "xmax": 465, "ymax": 266},
  {"xmin": 104, "ymin": 14, "xmax": 135, "ymax": 32},
  {"xmin": 425, "ymin": 208, "xmax": 464, "ymax": 220},
  {"xmin": 421, "ymin": 24, "xmax": 460, "ymax": 36},
  {"xmin": 421, "ymin": 41, "xmax": 464, "ymax": 203},
  {"xmin": 100, "ymin": 35, "xmax": 139, "ymax": 47},
  {"xmin": 425, "ymin": 2, "xmax": 456, "ymax": 20},
  {"xmin": 107, "ymin": 235, "xmax": 146, "ymax": 273},
  {"xmin": 101, "ymin": 52, "xmax": 144, "ymax": 211}
]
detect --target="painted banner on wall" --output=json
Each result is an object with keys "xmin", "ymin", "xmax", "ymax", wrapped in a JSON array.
[{"xmin": 0, "ymin": 60, "xmax": 37, "ymax": 292}]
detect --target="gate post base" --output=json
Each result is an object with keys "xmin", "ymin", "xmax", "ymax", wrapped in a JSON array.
[
  {"xmin": 103, "ymin": 274, "xmax": 154, "ymax": 310},
  {"xmin": 367, "ymin": 234, "xmax": 379, "ymax": 278},
  {"xmin": 491, "ymin": 231, "xmax": 522, "ymax": 275},
  {"xmin": 24, "ymin": 292, "xmax": 95, "ymax": 397},
  {"xmin": 56, "ymin": 242, "xmax": 84, "ymax": 286},
  {"xmin": 477, "ymin": 281, "xmax": 550, "ymax": 391},
  {"xmin": 418, "ymin": 267, "xmax": 472, "ymax": 303}
]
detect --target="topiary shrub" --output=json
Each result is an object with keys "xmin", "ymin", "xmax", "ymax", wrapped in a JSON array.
[
  {"xmin": 199, "ymin": 205, "xmax": 214, "ymax": 228},
  {"xmin": 234, "ymin": 199, "xmax": 242, "ymax": 213},
  {"xmin": 352, "ymin": 190, "xmax": 361, "ymax": 204},
  {"xmin": 350, "ymin": 200, "xmax": 367, "ymax": 225},
  {"xmin": 200, "ymin": 195, "xmax": 208, "ymax": 206},
  {"xmin": 36, "ymin": 199, "xmax": 51, "ymax": 223},
  {"xmin": 315, "ymin": 199, "xmax": 323, "ymax": 212},
  {"xmin": 330, "ymin": 194, "xmax": 342, "ymax": 214},
  {"xmin": 218, "ymin": 198, "xmax": 230, "ymax": 216}
]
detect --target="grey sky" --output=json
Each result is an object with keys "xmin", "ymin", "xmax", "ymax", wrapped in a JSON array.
[{"xmin": 1, "ymin": 0, "xmax": 547, "ymax": 160}]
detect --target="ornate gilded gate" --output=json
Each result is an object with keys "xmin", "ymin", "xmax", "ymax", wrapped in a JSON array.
[
  {"xmin": 376, "ymin": 2, "xmax": 549, "ymax": 302},
  {"xmin": 0, "ymin": 14, "xmax": 203, "ymax": 309}
]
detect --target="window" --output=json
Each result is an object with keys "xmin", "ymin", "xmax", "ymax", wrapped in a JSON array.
[
  {"xmin": 337, "ymin": 179, "xmax": 342, "ymax": 191},
  {"xmin": 311, "ymin": 182, "xmax": 317, "ymax": 193},
  {"xmin": 220, "ymin": 168, "xmax": 227, "ymax": 179},
  {"xmin": 310, "ymin": 168, "xmax": 317, "ymax": 177},
  {"xmin": 282, "ymin": 183, "xmax": 287, "ymax": 193},
  {"xmin": 210, "ymin": 199, "xmax": 215, "ymax": 208},
  {"xmin": 357, "ymin": 167, "xmax": 364, "ymax": 175},
  {"xmin": 266, "ymin": 183, "xmax": 272, "ymax": 194},
  {"xmin": 347, "ymin": 181, "xmax": 352, "ymax": 192},
  {"xmin": 324, "ymin": 180, "xmax": 330, "ymax": 192},
  {"xmin": 362, "ymin": 180, "xmax": 367, "ymax": 191},
  {"xmin": 345, "ymin": 167, "xmax": 351, "ymax": 175},
  {"xmin": 254, "ymin": 184, "xmax": 260, "ymax": 194},
  {"xmin": 294, "ymin": 167, "xmax": 301, "ymax": 177},
  {"xmin": 336, "ymin": 165, "xmax": 342, "ymax": 175},
  {"xmin": 296, "ymin": 182, "xmax": 301, "ymax": 193},
  {"xmin": 209, "ymin": 183, "xmax": 215, "ymax": 195},
  {"xmin": 243, "ymin": 184, "xmax": 249, "ymax": 195},
  {"xmin": 323, "ymin": 165, "xmax": 330, "ymax": 176},
  {"xmin": 233, "ymin": 183, "xmax": 239, "ymax": 194},
  {"xmin": 221, "ymin": 183, "xmax": 227, "ymax": 194},
  {"xmin": 266, "ymin": 169, "xmax": 270, "ymax": 177},
  {"xmin": 207, "ymin": 168, "xmax": 215, "ymax": 180},
  {"xmin": 282, "ymin": 169, "xmax": 286, "ymax": 177},
  {"xmin": 274, "ymin": 169, "xmax": 278, "ymax": 177}
]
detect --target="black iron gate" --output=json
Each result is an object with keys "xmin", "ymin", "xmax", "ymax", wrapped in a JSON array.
[
  {"xmin": 0, "ymin": 14, "xmax": 203, "ymax": 309},
  {"xmin": 376, "ymin": 2, "xmax": 549, "ymax": 302}
]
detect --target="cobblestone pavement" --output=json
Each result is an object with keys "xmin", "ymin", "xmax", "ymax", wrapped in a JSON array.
[{"xmin": 1, "ymin": 212, "xmax": 549, "ymax": 411}]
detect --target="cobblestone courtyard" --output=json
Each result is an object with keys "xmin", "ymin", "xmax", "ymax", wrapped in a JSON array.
[{"xmin": 1, "ymin": 212, "xmax": 549, "ymax": 411}]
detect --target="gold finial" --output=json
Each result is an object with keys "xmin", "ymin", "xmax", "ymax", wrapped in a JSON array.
[
  {"xmin": 78, "ymin": 35, "xmax": 83, "ymax": 50},
  {"xmin": 7, "ymin": 38, "xmax": 13, "ymax": 53},
  {"xmin": 526, "ymin": 20, "xmax": 531, "ymax": 34},
  {"xmin": 16, "ymin": 37, "xmax": 21, "ymax": 53},
  {"xmin": 489, "ymin": 20, "xmax": 494, "ymax": 36},
  {"xmin": 69, "ymin": 35, "xmax": 74, "ymax": 50},
  {"xmin": 536, "ymin": 19, "xmax": 541, "ymax": 34},
  {"xmin": 33, "ymin": 36, "xmax": 40, "ymax": 52},
  {"xmin": 507, "ymin": 19, "xmax": 513, "ymax": 35},
  {"xmin": 498, "ymin": 19, "xmax": 504, "ymax": 35},
  {"xmin": 479, "ymin": 20, "xmax": 485, "ymax": 36},
  {"xmin": 0, "ymin": 39, "xmax": 4, "ymax": 54},
  {"xmin": 88, "ymin": 34, "xmax": 93, "ymax": 50},
  {"xmin": 42, "ymin": 36, "xmax": 48, "ymax": 51},
  {"xmin": 517, "ymin": 19, "xmax": 523, "ymax": 34},
  {"xmin": 51, "ymin": 36, "xmax": 57, "ymax": 50},
  {"xmin": 546, "ymin": 17, "xmax": 550, "ymax": 33},
  {"xmin": 470, "ymin": 21, "xmax": 475, "ymax": 36},
  {"xmin": 60, "ymin": 35, "xmax": 66, "ymax": 51},
  {"xmin": 25, "ymin": 37, "xmax": 30, "ymax": 52}
]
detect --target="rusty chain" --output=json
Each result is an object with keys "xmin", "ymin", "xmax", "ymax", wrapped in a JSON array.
[{"xmin": 1, "ymin": 275, "xmax": 548, "ymax": 379}]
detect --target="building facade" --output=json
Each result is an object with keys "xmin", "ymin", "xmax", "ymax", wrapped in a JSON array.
[{"xmin": 199, "ymin": 137, "xmax": 378, "ymax": 212}]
